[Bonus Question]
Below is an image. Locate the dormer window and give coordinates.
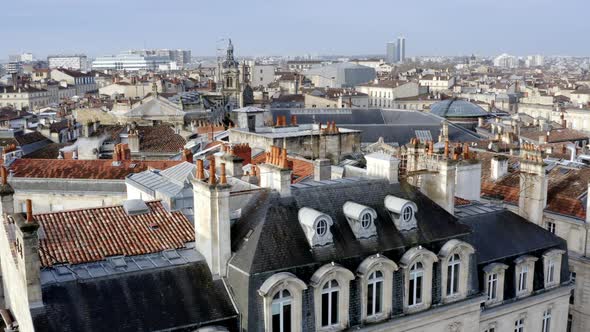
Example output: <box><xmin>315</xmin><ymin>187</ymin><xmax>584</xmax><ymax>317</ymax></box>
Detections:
<box><xmin>343</xmin><ymin>202</ymin><xmax>377</xmax><ymax>239</ymax></box>
<box><xmin>316</xmin><ymin>219</ymin><xmax>328</xmax><ymax>237</ymax></box>
<box><xmin>402</xmin><ymin>206</ymin><xmax>413</xmax><ymax>222</ymax></box>
<box><xmin>361</xmin><ymin>213</ymin><xmax>372</xmax><ymax>229</ymax></box>
<box><xmin>298</xmin><ymin>207</ymin><xmax>334</xmax><ymax>247</ymax></box>
<box><xmin>384</xmin><ymin>195</ymin><xmax>417</xmax><ymax>231</ymax></box>
<box><xmin>515</xmin><ymin>255</ymin><xmax>538</xmax><ymax>298</ymax></box>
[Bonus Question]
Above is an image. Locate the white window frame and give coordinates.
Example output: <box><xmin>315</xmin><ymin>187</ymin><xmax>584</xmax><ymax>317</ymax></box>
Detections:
<box><xmin>259</xmin><ymin>273</ymin><xmax>307</xmax><ymax>332</ymax></box>
<box><xmin>438</xmin><ymin>239</ymin><xmax>475</xmax><ymax>303</ymax></box>
<box><xmin>487</xmin><ymin>273</ymin><xmax>498</xmax><ymax>301</ymax></box>
<box><xmin>321</xmin><ymin>280</ymin><xmax>340</xmax><ymax>328</ymax></box>
<box><xmin>310</xmin><ymin>264</ymin><xmax>354</xmax><ymax>331</ymax></box>
<box><xmin>366</xmin><ymin>271</ymin><xmax>383</xmax><ymax>318</ymax></box>
<box><xmin>543</xmin><ymin>249</ymin><xmax>565</xmax><ymax>289</ymax></box>
<box><xmin>400</xmin><ymin>246</ymin><xmax>438</xmax><ymax>313</ymax></box>
<box><xmin>271</xmin><ymin>289</ymin><xmax>292</xmax><ymax>332</ymax></box>
<box><xmin>447</xmin><ymin>253</ymin><xmax>460</xmax><ymax>296</ymax></box>
<box><xmin>515</xmin><ymin>255</ymin><xmax>538</xmax><ymax>298</ymax></box>
<box><xmin>357</xmin><ymin>255</ymin><xmax>398</xmax><ymax>323</ymax></box>
<box><xmin>409</xmin><ymin>262</ymin><xmax>424</xmax><ymax>307</ymax></box>
<box><xmin>514</xmin><ymin>318</ymin><xmax>525</xmax><ymax>332</ymax></box>
<box><xmin>483</xmin><ymin>263</ymin><xmax>508</xmax><ymax>306</ymax></box>
<box><xmin>542</xmin><ymin>308</ymin><xmax>551</xmax><ymax>332</ymax></box>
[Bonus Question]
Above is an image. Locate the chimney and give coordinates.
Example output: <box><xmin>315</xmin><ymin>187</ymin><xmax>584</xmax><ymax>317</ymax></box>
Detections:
<box><xmin>192</xmin><ymin>157</ymin><xmax>231</xmax><ymax>279</ymax></box>
<box><xmin>313</xmin><ymin>159</ymin><xmax>331</xmax><ymax>181</ymax></box>
<box><xmin>14</xmin><ymin>199</ymin><xmax>42</xmax><ymax>308</ymax></box>
<box><xmin>258</xmin><ymin>146</ymin><xmax>292</xmax><ymax>197</ymax></box>
<box><xmin>455</xmin><ymin>158</ymin><xmax>482</xmax><ymax>201</ymax></box>
<box><xmin>364</xmin><ymin>152</ymin><xmax>400</xmax><ymax>184</ymax></box>
<box><xmin>490</xmin><ymin>155</ymin><xmax>508</xmax><ymax>181</ymax></box>
<box><xmin>181</xmin><ymin>149</ymin><xmax>193</xmax><ymax>163</ymax></box>
<box><xmin>128</xmin><ymin>130</ymin><xmax>140</xmax><ymax>153</ymax></box>
<box><xmin>420</xmin><ymin>159</ymin><xmax>456</xmax><ymax>215</ymax></box>
<box><xmin>478</xmin><ymin>117</ymin><xmax>484</xmax><ymax>128</ymax></box>
<box><xmin>0</xmin><ymin>166</ymin><xmax>15</xmax><ymax>216</ymax></box>
<box><xmin>518</xmin><ymin>146</ymin><xmax>547</xmax><ymax>225</ymax></box>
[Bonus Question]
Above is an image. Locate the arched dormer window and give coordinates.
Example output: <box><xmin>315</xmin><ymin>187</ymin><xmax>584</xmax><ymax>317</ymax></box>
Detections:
<box><xmin>438</xmin><ymin>239</ymin><xmax>475</xmax><ymax>303</ymax></box>
<box><xmin>384</xmin><ymin>195</ymin><xmax>417</xmax><ymax>231</ymax></box>
<box><xmin>298</xmin><ymin>207</ymin><xmax>334</xmax><ymax>247</ymax></box>
<box><xmin>357</xmin><ymin>255</ymin><xmax>398</xmax><ymax>323</ymax></box>
<box><xmin>343</xmin><ymin>201</ymin><xmax>377</xmax><ymax>239</ymax></box>
<box><xmin>311</xmin><ymin>264</ymin><xmax>354</xmax><ymax>331</ymax></box>
<box><xmin>400</xmin><ymin>246</ymin><xmax>438</xmax><ymax>313</ymax></box>
<box><xmin>259</xmin><ymin>273</ymin><xmax>307</xmax><ymax>332</ymax></box>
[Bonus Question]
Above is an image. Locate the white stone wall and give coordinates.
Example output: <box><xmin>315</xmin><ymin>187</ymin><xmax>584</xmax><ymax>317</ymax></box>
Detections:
<box><xmin>13</xmin><ymin>191</ymin><xmax>126</xmax><ymax>214</ymax></box>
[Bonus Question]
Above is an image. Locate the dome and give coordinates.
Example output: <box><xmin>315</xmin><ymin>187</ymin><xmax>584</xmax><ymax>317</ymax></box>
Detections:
<box><xmin>430</xmin><ymin>99</ymin><xmax>488</xmax><ymax>118</ymax></box>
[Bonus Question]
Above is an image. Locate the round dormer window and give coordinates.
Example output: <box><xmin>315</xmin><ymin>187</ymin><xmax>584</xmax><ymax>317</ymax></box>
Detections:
<box><xmin>316</xmin><ymin>218</ymin><xmax>328</xmax><ymax>236</ymax></box>
<box><xmin>361</xmin><ymin>212</ymin><xmax>372</xmax><ymax>229</ymax></box>
<box><xmin>402</xmin><ymin>206</ymin><xmax>413</xmax><ymax>222</ymax></box>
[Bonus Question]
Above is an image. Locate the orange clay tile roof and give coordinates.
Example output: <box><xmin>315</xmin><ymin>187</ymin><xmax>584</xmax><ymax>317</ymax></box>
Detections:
<box><xmin>252</xmin><ymin>153</ymin><xmax>314</xmax><ymax>183</ymax></box>
<box><xmin>454</xmin><ymin>197</ymin><xmax>471</xmax><ymax>206</ymax></box>
<box><xmin>8</xmin><ymin>159</ymin><xmax>182</xmax><ymax>180</ymax></box>
<box><xmin>34</xmin><ymin>201</ymin><xmax>194</xmax><ymax>267</ymax></box>
<box><xmin>478</xmin><ymin>151</ymin><xmax>589</xmax><ymax>219</ymax></box>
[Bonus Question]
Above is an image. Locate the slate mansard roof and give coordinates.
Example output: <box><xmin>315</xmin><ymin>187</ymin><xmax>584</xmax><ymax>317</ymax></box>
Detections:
<box><xmin>230</xmin><ymin>179</ymin><xmax>471</xmax><ymax>274</ymax></box>
<box><xmin>32</xmin><ymin>261</ymin><xmax>238</xmax><ymax>332</ymax></box>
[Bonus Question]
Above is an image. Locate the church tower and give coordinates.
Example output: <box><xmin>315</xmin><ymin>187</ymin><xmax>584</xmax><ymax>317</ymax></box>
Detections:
<box><xmin>220</xmin><ymin>39</ymin><xmax>242</xmax><ymax>109</ymax></box>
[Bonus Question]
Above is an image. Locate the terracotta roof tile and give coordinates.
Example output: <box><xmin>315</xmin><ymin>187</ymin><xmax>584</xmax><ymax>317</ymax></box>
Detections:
<box><xmin>252</xmin><ymin>153</ymin><xmax>313</xmax><ymax>183</ymax></box>
<box><xmin>34</xmin><ymin>201</ymin><xmax>194</xmax><ymax>267</ymax></box>
<box><xmin>9</xmin><ymin>158</ymin><xmax>182</xmax><ymax>180</ymax></box>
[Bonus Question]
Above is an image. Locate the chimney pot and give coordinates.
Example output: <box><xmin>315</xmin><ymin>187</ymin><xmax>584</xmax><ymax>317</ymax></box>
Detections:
<box><xmin>0</xmin><ymin>166</ymin><xmax>6</xmax><ymax>185</ymax></box>
<box><xmin>196</xmin><ymin>159</ymin><xmax>204</xmax><ymax>180</ymax></box>
<box><xmin>220</xmin><ymin>163</ymin><xmax>227</xmax><ymax>185</ymax></box>
<box><xmin>26</xmin><ymin>199</ymin><xmax>33</xmax><ymax>223</ymax></box>
<box><xmin>208</xmin><ymin>157</ymin><xmax>216</xmax><ymax>185</ymax></box>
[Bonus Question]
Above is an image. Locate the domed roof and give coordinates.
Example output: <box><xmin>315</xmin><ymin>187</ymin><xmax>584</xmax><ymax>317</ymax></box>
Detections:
<box><xmin>430</xmin><ymin>99</ymin><xmax>488</xmax><ymax>118</ymax></box>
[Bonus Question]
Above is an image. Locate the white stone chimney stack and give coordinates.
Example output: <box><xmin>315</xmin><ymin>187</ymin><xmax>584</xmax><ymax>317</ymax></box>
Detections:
<box><xmin>491</xmin><ymin>155</ymin><xmax>508</xmax><ymax>181</ymax></box>
<box><xmin>364</xmin><ymin>152</ymin><xmax>400</xmax><ymax>184</ymax></box>
<box><xmin>192</xmin><ymin>158</ymin><xmax>232</xmax><ymax>279</ymax></box>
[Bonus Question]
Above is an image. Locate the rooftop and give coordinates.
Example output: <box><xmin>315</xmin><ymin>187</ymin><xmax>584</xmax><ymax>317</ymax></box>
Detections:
<box><xmin>8</xmin><ymin>158</ymin><xmax>182</xmax><ymax>180</ymax></box>
<box><xmin>31</xmin><ymin>200</ymin><xmax>193</xmax><ymax>267</ymax></box>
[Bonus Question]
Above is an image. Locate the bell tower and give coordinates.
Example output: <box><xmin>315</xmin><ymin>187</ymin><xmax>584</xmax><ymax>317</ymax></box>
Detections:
<box><xmin>220</xmin><ymin>39</ymin><xmax>242</xmax><ymax>109</ymax></box>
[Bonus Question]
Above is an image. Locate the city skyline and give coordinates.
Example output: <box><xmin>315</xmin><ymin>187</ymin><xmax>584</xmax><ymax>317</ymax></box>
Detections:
<box><xmin>2</xmin><ymin>0</ymin><xmax>589</xmax><ymax>59</ymax></box>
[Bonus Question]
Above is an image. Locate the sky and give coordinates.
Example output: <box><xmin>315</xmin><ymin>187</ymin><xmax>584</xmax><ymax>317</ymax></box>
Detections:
<box><xmin>1</xmin><ymin>0</ymin><xmax>588</xmax><ymax>59</ymax></box>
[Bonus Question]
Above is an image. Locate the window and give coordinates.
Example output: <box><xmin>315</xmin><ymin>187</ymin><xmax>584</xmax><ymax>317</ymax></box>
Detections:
<box><xmin>402</xmin><ymin>206</ymin><xmax>413</xmax><ymax>222</ymax></box>
<box><xmin>570</xmin><ymin>272</ymin><xmax>577</xmax><ymax>283</ymax></box>
<box><xmin>547</xmin><ymin>221</ymin><xmax>556</xmax><ymax>234</ymax></box>
<box><xmin>514</xmin><ymin>318</ymin><xmax>525</xmax><ymax>332</ymax></box>
<box><xmin>567</xmin><ymin>314</ymin><xmax>572</xmax><ymax>332</ymax></box>
<box><xmin>518</xmin><ymin>265</ymin><xmax>528</xmax><ymax>292</ymax></box>
<box><xmin>321</xmin><ymin>280</ymin><xmax>339</xmax><ymax>327</ymax></box>
<box><xmin>316</xmin><ymin>219</ymin><xmax>328</xmax><ymax>237</ymax></box>
<box><xmin>272</xmin><ymin>290</ymin><xmax>292</xmax><ymax>332</ymax></box>
<box><xmin>447</xmin><ymin>254</ymin><xmax>460</xmax><ymax>296</ymax></box>
<box><xmin>546</xmin><ymin>258</ymin><xmax>555</xmax><ymax>284</ymax></box>
<box><xmin>487</xmin><ymin>273</ymin><xmax>498</xmax><ymax>301</ymax></box>
<box><xmin>409</xmin><ymin>262</ymin><xmax>423</xmax><ymax>306</ymax></box>
<box><xmin>361</xmin><ymin>213</ymin><xmax>372</xmax><ymax>229</ymax></box>
<box><xmin>366</xmin><ymin>271</ymin><xmax>383</xmax><ymax>317</ymax></box>
<box><xmin>484</xmin><ymin>328</ymin><xmax>495</xmax><ymax>332</ymax></box>
<box><xmin>542</xmin><ymin>309</ymin><xmax>551</xmax><ymax>332</ymax></box>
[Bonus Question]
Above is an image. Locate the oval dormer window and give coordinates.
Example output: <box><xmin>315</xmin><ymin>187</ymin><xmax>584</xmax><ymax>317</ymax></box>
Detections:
<box><xmin>361</xmin><ymin>212</ymin><xmax>372</xmax><ymax>229</ymax></box>
<box><xmin>316</xmin><ymin>219</ymin><xmax>328</xmax><ymax>237</ymax></box>
<box><xmin>402</xmin><ymin>206</ymin><xmax>414</xmax><ymax>223</ymax></box>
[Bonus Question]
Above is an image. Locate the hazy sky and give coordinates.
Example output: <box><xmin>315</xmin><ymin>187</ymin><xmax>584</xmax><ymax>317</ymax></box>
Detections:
<box><xmin>1</xmin><ymin>0</ymin><xmax>588</xmax><ymax>59</ymax></box>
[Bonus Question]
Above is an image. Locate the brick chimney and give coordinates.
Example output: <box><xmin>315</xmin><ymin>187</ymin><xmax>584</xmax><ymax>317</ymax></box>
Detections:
<box><xmin>518</xmin><ymin>144</ymin><xmax>547</xmax><ymax>225</ymax></box>
<box><xmin>181</xmin><ymin>149</ymin><xmax>193</xmax><ymax>163</ymax></box>
<box><xmin>258</xmin><ymin>145</ymin><xmax>292</xmax><ymax>197</ymax></box>
<box><xmin>192</xmin><ymin>157</ymin><xmax>231</xmax><ymax>279</ymax></box>
<box><xmin>14</xmin><ymin>199</ymin><xmax>42</xmax><ymax>308</ymax></box>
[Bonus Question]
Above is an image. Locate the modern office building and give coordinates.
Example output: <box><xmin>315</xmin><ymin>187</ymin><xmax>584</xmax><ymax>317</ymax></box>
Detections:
<box><xmin>47</xmin><ymin>55</ymin><xmax>88</xmax><ymax>71</ymax></box>
<box><xmin>397</xmin><ymin>36</ymin><xmax>406</xmax><ymax>63</ymax></box>
<box><xmin>92</xmin><ymin>52</ymin><xmax>173</xmax><ymax>71</ymax></box>
<box><xmin>386</xmin><ymin>42</ymin><xmax>397</xmax><ymax>64</ymax></box>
